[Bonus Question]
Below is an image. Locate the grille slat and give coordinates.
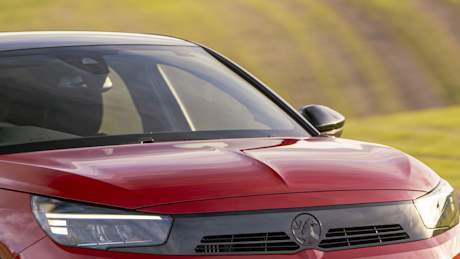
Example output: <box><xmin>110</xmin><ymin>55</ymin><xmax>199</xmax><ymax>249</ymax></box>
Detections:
<box><xmin>197</xmin><ymin>240</ymin><xmax>295</xmax><ymax>245</ymax></box>
<box><xmin>319</xmin><ymin>224</ymin><xmax>409</xmax><ymax>249</ymax></box>
<box><xmin>323</xmin><ymin>231</ymin><xmax>406</xmax><ymax>241</ymax></box>
<box><xmin>195</xmin><ymin>232</ymin><xmax>299</xmax><ymax>253</ymax></box>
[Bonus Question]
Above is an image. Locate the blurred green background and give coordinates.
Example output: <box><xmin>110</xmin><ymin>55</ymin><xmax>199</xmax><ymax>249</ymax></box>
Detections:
<box><xmin>4</xmin><ymin>0</ymin><xmax>460</xmax><ymax>187</ymax></box>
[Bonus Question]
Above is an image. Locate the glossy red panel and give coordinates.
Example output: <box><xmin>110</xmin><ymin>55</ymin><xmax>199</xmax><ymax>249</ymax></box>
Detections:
<box><xmin>0</xmin><ymin>137</ymin><xmax>439</xmax><ymax>209</ymax></box>
<box><xmin>0</xmin><ymin>189</ymin><xmax>45</xmax><ymax>258</ymax></box>
<box><xmin>139</xmin><ymin>190</ymin><xmax>426</xmax><ymax>214</ymax></box>
<box><xmin>16</xmin><ymin>220</ymin><xmax>460</xmax><ymax>258</ymax></box>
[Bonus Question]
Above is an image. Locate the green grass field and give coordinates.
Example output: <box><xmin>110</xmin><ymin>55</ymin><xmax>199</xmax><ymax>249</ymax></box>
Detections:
<box><xmin>3</xmin><ymin>0</ymin><xmax>460</xmax><ymax>116</ymax></box>
<box><xmin>344</xmin><ymin>105</ymin><xmax>460</xmax><ymax>189</ymax></box>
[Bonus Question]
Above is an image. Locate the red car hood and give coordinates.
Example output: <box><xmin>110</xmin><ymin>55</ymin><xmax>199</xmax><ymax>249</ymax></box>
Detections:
<box><xmin>0</xmin><ymin>137</ymin><xmax>439</xmax><ymax>209</ymax></box>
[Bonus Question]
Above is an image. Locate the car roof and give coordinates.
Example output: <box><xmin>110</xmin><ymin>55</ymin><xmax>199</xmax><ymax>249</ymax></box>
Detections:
<box><xmin>0</xmin><ymin>31</ymin><xmax>197</xmax><ymax>52</ymax></box>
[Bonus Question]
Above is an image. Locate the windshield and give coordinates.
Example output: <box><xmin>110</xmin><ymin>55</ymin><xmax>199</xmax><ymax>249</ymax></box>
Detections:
<box><xmin>0</xmin><ymin>45</ymin><xmax>309</xmax><ymax>153</ymax></box>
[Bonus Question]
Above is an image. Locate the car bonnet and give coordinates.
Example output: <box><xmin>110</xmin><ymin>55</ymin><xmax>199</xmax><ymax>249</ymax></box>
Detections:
<box><xmin>0</xmin><ymin>137</ymin><xmax>438</xmax><ymax>209</ymax></box>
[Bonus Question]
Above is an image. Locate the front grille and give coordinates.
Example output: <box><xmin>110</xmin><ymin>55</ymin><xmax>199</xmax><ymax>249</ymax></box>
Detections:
<box><xmin>318</xmin><ymin>224</ymin><xmax>409</xmax><ymax>249</ymax></box>
<box><xmin>195</xmin><ymin>232</ymin><xmax>299</xmax><ymax>253</ymax></box>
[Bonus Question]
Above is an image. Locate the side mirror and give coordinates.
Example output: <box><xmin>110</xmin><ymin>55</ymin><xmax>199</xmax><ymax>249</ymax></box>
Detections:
<box><xmin>299</xmin><ymin>105</ymin><xmax>345</xmax><ymax>137</ymax></box>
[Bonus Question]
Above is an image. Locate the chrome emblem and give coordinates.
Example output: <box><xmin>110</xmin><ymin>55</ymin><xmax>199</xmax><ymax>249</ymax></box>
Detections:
<box><xmin>291</xmin><ymin>214</ymin><xmax>321</xmax><ymax>245</ymax></box>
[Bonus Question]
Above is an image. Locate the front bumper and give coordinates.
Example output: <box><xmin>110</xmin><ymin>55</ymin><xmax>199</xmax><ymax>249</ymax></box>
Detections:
<box><xmin>16</xmin><ymin>221</ymin><xmax>460</xmax><ymax>258</ymax></box>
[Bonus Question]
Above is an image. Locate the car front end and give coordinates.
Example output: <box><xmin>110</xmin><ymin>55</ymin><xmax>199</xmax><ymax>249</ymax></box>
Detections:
<box><xmin>0</xmin><ymin>32</ymin><xmax>458</xmax><ymax>259</ymax></box>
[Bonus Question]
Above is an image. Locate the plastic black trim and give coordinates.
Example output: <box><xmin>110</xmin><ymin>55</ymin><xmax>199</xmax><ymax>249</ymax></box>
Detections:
<box><xmin>109</xmin><ymin>200</ymin><xmax>437</xmax><ymax>255</ymax></box>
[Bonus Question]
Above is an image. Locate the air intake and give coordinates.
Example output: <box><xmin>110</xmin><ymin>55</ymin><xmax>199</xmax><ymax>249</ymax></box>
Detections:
<box><xmin>195</xmin><ymin>232</ymin><xmax>299</xmax><ymax>253</ymax></box>
<box><xmin>318</xmin><ymin>224</ymin><xmax>409</xmax><ymax>249</ymax></box>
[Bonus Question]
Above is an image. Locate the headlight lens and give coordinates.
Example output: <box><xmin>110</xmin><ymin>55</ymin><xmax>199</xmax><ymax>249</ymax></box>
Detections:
<box><xmin>413</xmin><ymin>179</ymin><xmax>459</xmax><ymax>231</ymax></box>
<box><xmin>32</xmin><ymin>196</ymin><xmax>173</xmax><ymax>250</ymax></box>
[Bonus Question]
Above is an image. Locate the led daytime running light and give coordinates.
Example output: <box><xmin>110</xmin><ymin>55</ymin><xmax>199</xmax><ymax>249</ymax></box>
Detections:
<box><xmin>46</xmin><ymin>213</ymin><xmax>163</xmax><ymax>220</ymax></box>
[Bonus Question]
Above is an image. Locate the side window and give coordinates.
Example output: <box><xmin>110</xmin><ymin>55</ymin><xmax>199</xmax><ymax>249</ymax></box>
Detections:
<box><xmin>157</xmin><ymin>64</ymin><xmax>270</xmax><ymax>131</ymax></box>
<box><xmin>98</xmin><ymin>68</ymin><xmax>143</xmax><ymax>135</ymax></box>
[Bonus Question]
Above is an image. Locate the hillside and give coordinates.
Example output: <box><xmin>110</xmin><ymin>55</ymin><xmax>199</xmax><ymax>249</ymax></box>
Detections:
<box><xmin>3</xmin><ymin>0</ymin><xmax>460</xmax><ymax>117</ymax></box>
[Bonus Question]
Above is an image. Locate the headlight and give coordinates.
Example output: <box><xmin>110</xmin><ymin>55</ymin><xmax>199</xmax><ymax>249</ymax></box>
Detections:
<box><xmin>32</xmin><ymin>196</ymin><xmax>173</xmax><ymax>250</ymax></box>
<box><xmin>413</xmin><ymin>179</ymin><xmax>459</xmax><ymax>233</ymax></box>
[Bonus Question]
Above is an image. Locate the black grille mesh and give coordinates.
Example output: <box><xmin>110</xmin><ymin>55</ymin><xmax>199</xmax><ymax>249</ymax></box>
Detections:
<box><xmin>319</xmin><ymin>224</ymin><xmax>409</xmax><ymax>249</ymax></box>
<box><xmin>195</xmin><ymin>232</ymin><xmax>299</xmax><ymax>253</ymax></box>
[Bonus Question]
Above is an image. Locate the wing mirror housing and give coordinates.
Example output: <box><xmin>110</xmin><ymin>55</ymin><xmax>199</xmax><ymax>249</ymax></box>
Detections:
<box><xmin>299</xmin><ymin>105</ymin><xmax>345</xmax><ymax>137</ymax></box>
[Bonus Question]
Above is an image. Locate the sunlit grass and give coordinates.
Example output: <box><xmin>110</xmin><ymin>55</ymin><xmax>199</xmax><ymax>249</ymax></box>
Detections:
<box><xmin>290</xmin><ymin>0</ymin><xmax>403</xmax><ymax>114</ymax></box>
<box><xmin>444</xmin><ymin>0</ymin><xmax>460</xmax><ymax>5</ymax></box>
<box><xmin>0</xmin><ymin>0</ymin><xmax>58</xmax><ymax>31</ymax></box>
<box><xmin>1</xmin><ymin>0</ymin><xmax>460</xmax><ymax>117</ymax></box>
<box><xmin>344</xmin><ymin>105</ymin><xmax>460</xmax><ymax>189</ymax></box>
<box><xmin>239</xmin><ymin>0</ymin><xmax>351</xmax><ymax>114</ymax></box>
<box><xmin>348</xmin><ymin>0</ymin><xmax>460</xmax><ymax>104</ymax></box>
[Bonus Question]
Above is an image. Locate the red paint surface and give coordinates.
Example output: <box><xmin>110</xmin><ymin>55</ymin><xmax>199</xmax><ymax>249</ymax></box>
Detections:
<box><xmin>0</xmin><ymin>189</ymin><xmax>46</xmax><ymax>259</ymax></box>
<box><xmin>15</xmin><ymin>219</ymin><xmax>460</xmax><ymax>259</ymax></box>
<box><xmin>139</xmin><ymin>190</ymin><xmax>425</xmax><ymax>214</ymax></box>
<box><xmin>0</xmin><ymin>137</ymin><xmax>439</xmax><ymax>209</ymax></box>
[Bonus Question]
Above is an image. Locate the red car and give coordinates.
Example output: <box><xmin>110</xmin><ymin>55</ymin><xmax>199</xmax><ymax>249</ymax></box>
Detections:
<box><xmin>0</xmin><ymin>31</ymin><xmax>458</xmax><ymax>259</ymax></box>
